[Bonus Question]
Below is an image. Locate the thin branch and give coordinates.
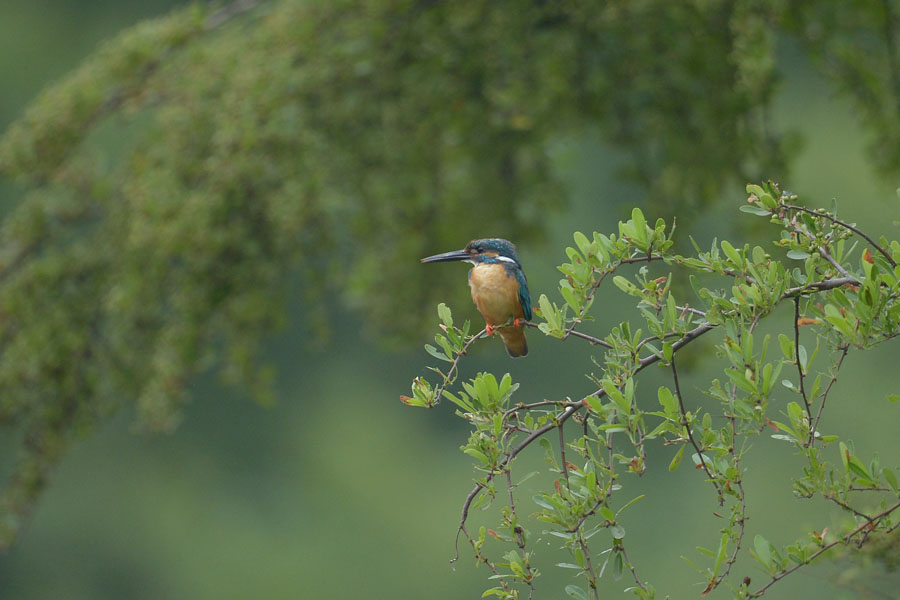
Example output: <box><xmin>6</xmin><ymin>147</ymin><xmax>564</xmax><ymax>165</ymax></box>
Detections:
<box><xmin>578</xmin><ymin>535</ymin><xmax>601</xmax><ymax>600</ymax></box>
<box><xmin>783</xmin><ymin>204</ymin><xmax>897</xmax><ymax>268</ymax></box>
<box><xmin>750</xmin><ymin>501</ymin><xmax>900</xmax><ymax>597</ymax></box>
<box><xmin>526</xmin><ymin>321</ymin><xmax>612</xmax><ymax>349</ymax></box>
<box><xmin>816</xmin><ymin>245</ymin><xmax>858</xmax><ymax>283</ymax></box>
<box><xmin>808</xmin><ymin>344</ymin><xmax>850</xmax><ymax>447</ymax></box>
<box><xmin>620</xmin><ymin>542</ymin><xmax>649</xmax><ymax>594</ymax></box>
<box><xmin>783</xmin><ymin>277</ymin><xmax>857</xmax><ymax>297</ymax></box>
<box><xmin>433</xmin><ymin>328</ymin><xmax>488</xmax><ymax>404</ymax></box>
<box><xmin>671</xmin><ymin>355</ymin><xmax>723</xmax><ymax>501</ymax></box>
<box><xmin>505</xmin><ymin>468</ymin><xmax>536</xmax><ymax>597</ymax></box>
<box><xmin>789</xmin><ymin>223</ymin><xmax>860</xmax><ymax>283</ymax></box>
<box><xmin>793</xmin><ymin>297</ymin><xmax>813</xmax><ymax>421</ymax></box>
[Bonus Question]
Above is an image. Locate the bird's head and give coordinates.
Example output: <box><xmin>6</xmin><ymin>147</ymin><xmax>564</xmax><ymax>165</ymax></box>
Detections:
<box><xmin>421</xmin><ymin>238</ymin><xmax>522</xmax><ymax>266</ymax></box>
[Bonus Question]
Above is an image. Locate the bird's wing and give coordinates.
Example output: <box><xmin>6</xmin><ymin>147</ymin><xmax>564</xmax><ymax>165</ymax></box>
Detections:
<box><xmin>516</xmin><ymin>269</ymin><xmax>532</xmax><ymax>321</ymax></box>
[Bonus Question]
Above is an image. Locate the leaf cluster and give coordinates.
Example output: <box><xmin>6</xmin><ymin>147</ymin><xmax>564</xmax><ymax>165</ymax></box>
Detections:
<box><xmin>407</xmin><ymin>183</ymin><xmax>900</xmax><ymax>598</ymax></box>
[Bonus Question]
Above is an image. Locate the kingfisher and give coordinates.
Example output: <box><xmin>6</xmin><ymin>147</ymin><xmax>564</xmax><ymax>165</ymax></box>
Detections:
<box><xmin>421</xmin><ymin>238</ymin><xmax>532</xmax><ymax>358</ymax></box>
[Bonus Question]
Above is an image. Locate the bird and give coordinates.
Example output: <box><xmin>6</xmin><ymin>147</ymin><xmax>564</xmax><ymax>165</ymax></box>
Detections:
<box><xmin>421</xmin><ymin>238</ymin><xmax>531</xmax><ymax>358</ymax></box>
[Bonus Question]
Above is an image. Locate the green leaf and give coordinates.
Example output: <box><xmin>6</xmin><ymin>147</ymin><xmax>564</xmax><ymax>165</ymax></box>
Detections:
<box><xmin>721</xmin><ymin>240</ymin><xmax>742</xmax><ymax>267</ymax></box>
<box><xmin>778</xmin><ymin>333</ymin><xmax>793</xmax><ymax>359</ymax></box>
<box><xmin>617</xmin><ymin>494</ymin><xmax>645</xmax><ymax>516</ymax></box>
<box><xmin>613</xmin><ymin>275</ymin><xmax>638</xmax><ymax>296</ymax></box>
<box><xmin>424</xmin><ymin>344</ymin><xmax>452</xmax><ymax>363</ymax></box>
<box><xmin>883</xmin><ymin>468</ymin><xmax>899</xmax><ymax>491</ymax></box>
<box><xmin>463</xmin><ymin>447</ymin><xmax>489</xmax><ymax>464</ymax></box>
<box><xmin>437</xmin><ymin>302</ymin><xmax>453</xmax><ymax>327</ymax></box>
<box><xmin>787</xmin><ymin>249</ymin><xmax>811</xmax><ymax>260</ymax></box>
<box><xmin>573</xmin><ymin>231</ymin><xmax>591</xmax><ymax>256</ymax></box>
<box><xmin>631</xmin><ymin>207</ymin><xmax>648</xmax><ymax>249</ymax></box>
<box><xmin>657</xmin><ymin>386</ymin><xmax>677</xmax><ymax>414</ymax></box>
<box><xmin>443</xmin><ymin>391</ymin><xmax>476</xmax><ymax>413</ymax></box>
<box><xmin>848</xmin><ymin>455</ymin><xmax>871</xmax><ymax>479</ymax></box>
<box><xmin>565</xmin><ymin>585</ymin><xmax>591</xmax><ymax>600</ymax></box>
<box><xmin>713</xmin><ymin>531</ymin><xmax>729</xmax><ymax>577</ymax></box>
<box><xmin>753</xmin><ymin>534</ymin><xmax>772</xmax><ymax>568</ymax></box>
<box><xmin>669</xmin><ymin>445</ymin><xmax>686</xmax><ymax>471</ymax></box>
<box><xmin>740</xmin><ymin>205</ymin><xmax>772</xmax><ymax>216</ymax></box>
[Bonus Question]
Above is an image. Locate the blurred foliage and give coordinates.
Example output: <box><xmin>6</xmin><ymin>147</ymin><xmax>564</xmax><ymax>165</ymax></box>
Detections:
<box><xmin>2</xmin><ymin>0</ymin><xmax>900</xmax><ymax>553</ymax></box>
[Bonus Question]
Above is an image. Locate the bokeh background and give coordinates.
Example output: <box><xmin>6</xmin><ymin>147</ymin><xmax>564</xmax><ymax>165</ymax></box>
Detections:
<box><xmin>1</xmin><ymin>1</ymin><xmax>899</xmax><ymax>599</ymax></box>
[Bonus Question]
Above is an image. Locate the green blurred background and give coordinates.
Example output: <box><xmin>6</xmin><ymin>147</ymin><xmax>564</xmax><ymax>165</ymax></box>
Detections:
<box><xmin>1</xmin><ymin>2</ymin><xmax>899</xmax><ymax>599</ymax></box>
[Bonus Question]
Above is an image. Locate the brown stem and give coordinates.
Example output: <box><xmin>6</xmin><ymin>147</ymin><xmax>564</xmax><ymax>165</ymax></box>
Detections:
<box><xmin>793</xmin><ymin>297</ymin><xmax>813</xmax><ymax>421</ymax></box>
<box><xmin>671</xmin><ymin>355</ymin><xmax>723</xmax><ymax>501</ymax></box>
<box><xmin>783</xmin><ymin>204</ymin><xmax>897</xmax><ymax>268</ymax></box>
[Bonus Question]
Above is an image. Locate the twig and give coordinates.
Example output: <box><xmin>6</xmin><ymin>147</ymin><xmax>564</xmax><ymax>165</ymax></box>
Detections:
<box><xmin>783</xmin><ymin>204</ymin><xmax>897</xmax><ymax>268</ymax></box>
<box><xmin>671</xmin><ymin>355</ymin><xmax>723</xmax><ymax>501</ymax></box>
<box><xmin>433</xmin><ymin>328</ymin><xmax>488</xmax><ymax>404</ymax></box>
<box><xmin>808</xmin><ymin>344</ymin><xmax>849</xmax><ymax>447</ymax></box>
<box><xmin>750</xmin><ymin>501</ymin><xmax>900</xmax><ymax>597</ymax></box>
<box><xmin>793</xmin><ymin>297</ymin><xmax>813</xmax><ymax>421</ymax></box>
<box><xmin>505</xmin><ymin>468</ymin><xmax>536</xmax><ymax>598</ymax></box>
<box><xmin>783</xmin><ymin>277</ymin><xmax>858</xmax><ymax>297</ymax></box>
<box><xmin>619</xmin><ymin>542</ymin><xmax>648</xmax><ymax>593</ymax></box>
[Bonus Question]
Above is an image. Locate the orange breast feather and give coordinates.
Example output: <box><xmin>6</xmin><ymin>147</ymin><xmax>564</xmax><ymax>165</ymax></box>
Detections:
<box><xmin>468</xmin><ymin>263</ymin><xmax>523</xmax><ymax>326</ymax></box>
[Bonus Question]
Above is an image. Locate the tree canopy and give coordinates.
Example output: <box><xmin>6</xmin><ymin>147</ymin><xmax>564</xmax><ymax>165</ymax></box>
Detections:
<box><xmin>2</xmin><ymin>0</ymin><xmax>900</xmax><ymax>552</ymax></box>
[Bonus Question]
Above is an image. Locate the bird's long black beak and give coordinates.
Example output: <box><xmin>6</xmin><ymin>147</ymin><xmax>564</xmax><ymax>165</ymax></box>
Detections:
<box><xmin>421</xmin><ymin>249</ymin><xmax>471</xmax><ymax>263</ymax></box>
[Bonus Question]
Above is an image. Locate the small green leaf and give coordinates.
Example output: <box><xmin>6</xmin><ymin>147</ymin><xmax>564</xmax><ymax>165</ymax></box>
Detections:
<box><xmin>753</xmin><ymin>534</ymin><xmax>772</xmax><ymax>568</ymax></box>
<box><xmin>787</xmin><ymin>249</ymin><xmax>811</xmax><ymax>260</ymax></box>
<box><xmin>721</xmin><ymin>240</ymin><xmax>742</xmax><ymax>267</ymax></box>
<box><xmin>573</xmin><ymin>231</ymin><xmax>591</xmax><ymax>256</ymax></box>
<box><xmin>778</xmin><ymin>333</ymin><xmax>793</xmax><ymax>359</ymax></box>
<box><xmin>740</xmin><ymin>205</ymin><xmax>772</xmax><ymax>216</ymax></box>
<box><xmin>848</xmin><ymin>455</ymin><xmax>871</xmax><ymax>479</ymax></box>
<box><xmin>437</xmin><ymin>302</ymin><xmax>453</xmax><ymax>327</ymax></box>
<box><xmin>424</xmin><ymin>344</ymin><xmax>452</xmax><ymax>363</ymax></box>
<box><xmin>658</xmin><ymin>386</ymin><xmax>677</xmax><ymax>413</ymax></box>
<box><xmin>463</xmin><ymin>447</ymin><xmax>489</xmax><ymax>464</ymax></box>
<box><xmin>669</xmin><ymin>445</ymin><xmax>686</xmax><ymax>471</ymax></box>
<box><xmin>613</xmin><ymin>275</ymin><xmax>638</xmax><ymax>296</ymax></box>
<box><xmin>883</xmin><ymin>468</ymin><xmax>898</xmax><ymax>491</ymax></box>
<box><xmin>565</xmin><ymin>585</ymin><xmax>591</xmax><ymax>600</ymax></box>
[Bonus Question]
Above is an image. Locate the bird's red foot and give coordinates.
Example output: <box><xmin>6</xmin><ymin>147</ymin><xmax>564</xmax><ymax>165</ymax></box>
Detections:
<box><xmin>513</xmin><ymin>318</ymin><xmax>522</xmax><ymax>328</ymax></box>
<box><xmin>485</xmin><ymin>324</ymin><xmax>495</xmax><ymax>336</ymax></box>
